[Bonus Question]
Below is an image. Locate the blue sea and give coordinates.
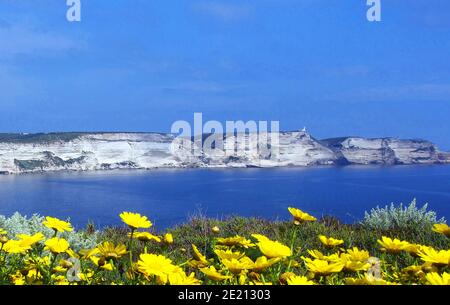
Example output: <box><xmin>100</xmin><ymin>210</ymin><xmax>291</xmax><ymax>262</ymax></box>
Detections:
<box><xmin>0</xmin><ymin>165</ymin><xmax>449</xmax><ymax>229</ymax></box>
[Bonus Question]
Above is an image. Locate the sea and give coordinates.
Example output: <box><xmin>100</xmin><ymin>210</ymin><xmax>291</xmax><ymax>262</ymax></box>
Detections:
<box><xmin>0</xmin><ymin>165</ymin><xmax>449</xmax><ymax>229</ymax></box>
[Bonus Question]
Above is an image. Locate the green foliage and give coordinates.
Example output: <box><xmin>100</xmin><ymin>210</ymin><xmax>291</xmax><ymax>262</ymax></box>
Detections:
<box><xmin>361</xmin><ymin>199</ymin><xmax>446</xmax><ymax>231</ymax></box>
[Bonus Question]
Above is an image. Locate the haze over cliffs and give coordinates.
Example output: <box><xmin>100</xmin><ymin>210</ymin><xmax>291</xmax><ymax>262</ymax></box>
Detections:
<box><xmin>0</xmin><ymin>131</ymin><xmax>449</xmax><ymax>174</ymax></box>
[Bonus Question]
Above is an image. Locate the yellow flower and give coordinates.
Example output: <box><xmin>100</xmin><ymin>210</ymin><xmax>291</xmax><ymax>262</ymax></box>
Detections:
<box><xmin>164</xmin><ymin>233</ymin><xmax>174</xmax><ymax>244</ymax></box>
<box><xmin>214</xmin><ymin>249</ymin><xmax>245</xmax><ymax>260</ymax></box>
<box><xmin>306</xmin><ymin>250</ymin><xmax>340</xmax><ymax>262</ymax></box>
<box><xmin>52</xmin><ymin>275</ymin><xmax>70</xmax><ymax>285</ymax></box>
<box><xmin>340</xmin><ymin>254</ymin><xmax>371</xmax><ymax>272</ymax></box>
<box><xmin>0</xmin><ymin>228</ymin><xmax>7</xmax><ymax>235</ymax></box>
<box><xmin>79</xmin><ymin>248</ymin><xmax>100</xmax><ymax>259</ymax></box>
<box><xmin>288</xmin><ymin>207</ymin><xmax>317</xmax><ymax>223</ymax></box>
<box><xmin>286</xmin><ymin>275</ymin><xmax>315</xmax><ymax>285</ymax></box>
<box><xmin>168</xmin><ymin>271</ymin><xmax>202</xmax><ymax>285</ymax></box>
<box><xmin>119</xmin><ymin>212</ymin><xmax>152</xmax><ymax>230</ymax></box>
<box><xmin>211</xmin><ymin>226</ymin><xmax>220</xmax><ymax>234</ymax></box>
<box><xmin>251</xmin><ymin>234</ymin><xmax>270</xmax><ymax>242</ymax></box>
<box><xmin>2</xmin><ymin>233</ymin><xmax>45</xmax><ymax>254</ymax></box>
<box><xmin>417</xmin><ymin>246</ymin><xmax>450</xmax><ymax>266</ymax></box>
<box><xmin>10</xmin><ymin>271</ymin><xmax>26</xmax><ymax>285</ymax></box>
<box><xmin>377</xmin><ymin>236</ymin><xmax>411</xmax><ymax>254</ymax></box>
<box><xmin>137</xmin><ymin>253</ymin><xmax>179</xmax><ymax>283</ymax></box>
<box><xmin>345</xmin><ymin>273</ymin><xmax>396</xmax><ymax>285</ymax></box>
<box><xmin>43</xmin><ymin>216</ymin><xmax>73</xmax><ymax>232</ymax></box>
<box><xmin>90</xmin><ymin>256</ymin><xmax>114</xmax><ymax>271</ymax></box>
<box><xmin>432</xmin><ymin>223</ymin><xmax>450</xmax><ymax>238</ymax></box>
<box><xmin>239</xmin><ymin>273</ymin><xmax>247</xmax><ymax>285</ymax></box>
<box><xmin>216</xmin><ymin>235</ymin><xmax>255</xmax><ymax>248</ymax></box>
<box><xmin>16</xmin><ymin>233</ymin><xmax>45</xmax><ymax>248</ymax></box>
<box><xmin>200</xmin><ymin>266</ymin><xmax>233</xmax><ymax>281</ymax></box>
<box><xmin>191</xmin><ymin>244</ymin><xmax>209</xmax><ymax>265</ymax></box>
<box><xmin>129</xmin><ymin>232</ymin><xmax>161</xmax><ymax>243</ymax></box>
<box><xmin>319</xmin><ymin>235</ymin><xmax>344</xmax><ymax>247</ymax></box>
<box><xmin>252</xmin><ymin>234</ymin><xmax>291</xmax><ymax>259</ymax></box>
<box><xmin>222</xmin><ymin>257</ymin><xmax>255</xmax><ymax>274</ymax></box>
<box><xmin>53</xmin><ymin>266</ymin><xmax>68</xmax><ymax>273</ymax></box>
<box><xmin>425</xmin><ymin>272</ymin><xmax>450</xmax><ymax>285</ymax></box>
<box><xmin>44</xmin><ymin>237</ymin><xmax>70</xmax><ymax>254</ymax></box>
<box><xmin>345</xmin><ymin>247</ymin><xmax>370</xmax><ymax>262</ymax></box>
<box><xmin>303</xmin><ymin>257</ymin><xmax>344</xmax><ymax>276</ymax></box>
<box><xmin>66</xmin><ymin>248</ymin><xmax>79</xmax><ymax>258</ymax></box>
<box><xmin>252</xmin><ymin>256</ymin><xmax>281</xmax><ymax>272</ymax></box>
<box><xmin>403</xmin><ymin>243</ymin><xmax>426</xmax><ymax>256</ymax></box>
<box><xmin>3</xmin><ymin>240</ymin><xmax>31</xmax><ymax>254</ymax></box>
<box><xmin>97</xmin><ymin>241</ymin><xmax>127</xmax><ymax>260</ymax></box>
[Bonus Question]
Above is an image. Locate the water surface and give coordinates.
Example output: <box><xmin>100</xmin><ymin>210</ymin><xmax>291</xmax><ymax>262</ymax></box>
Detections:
<box><xmin>0</xmin><ymin>165</ymin><xmax>449</xmax><ymax>229</ymax></box>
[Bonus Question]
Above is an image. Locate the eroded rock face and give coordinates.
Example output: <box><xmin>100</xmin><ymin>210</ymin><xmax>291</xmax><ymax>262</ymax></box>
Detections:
<box><xmin>321</xmin><ymin>137</ymin><xmax>444</xmax><ymax>165</ymax></box>
<box><xmin>0</xmin><ymin>132</ymin><xmax>448</xmax><ymax>174</ymax></box>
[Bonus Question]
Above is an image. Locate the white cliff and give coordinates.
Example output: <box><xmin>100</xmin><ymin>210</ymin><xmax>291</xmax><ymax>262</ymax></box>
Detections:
<box><xmin>0</xmin><ymin>131</ymin><xmax>448</xmax><ymax>174</ymax></box>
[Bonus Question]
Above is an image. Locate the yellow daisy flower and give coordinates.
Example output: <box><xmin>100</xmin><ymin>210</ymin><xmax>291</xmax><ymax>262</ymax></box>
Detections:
<box><xmin>319</xmin><ymin>235</ymin><xmax>344</xmax><ymax>247</ymax></box>
<box><xmin>345</xmin><ymin>247</ymin><xmax>370</xmax><ymax>262</ymax></box>
<box><xmin>3</xmin><ymin>240</ymin><xmax>31</xmax><ymax>254</ymax></box>
<box><xmin>137</xmin><ymin>253</ymin><xmax>179</xmax><ymax>283</ymax></box>
<box><xmin>252</xmin><ymin>234</ymin><xmax>291</xmax><ymax>259</ymax></box>
<box><xmin>43</xmin><ymin>216</ymin><xmax>73</xmax><ymax>232</ymax></box>
<box><xmin>44</xmin><ymin>237</ymin><xmax>70</xmax><ymax>254</ymax></box>
<box><xmin>252</xmin><ymin>256</ymin><xmax>281</xmax><ymax>272</ymax></box>
<box><xmin>417</xmin><ymin>246</ymin><xmax>450</xmax><ymax>266</ymax></box>
<box><xmin>168</xmin><ymin>271</ymin><xmax>202</xmax><ymax>285</ymax></box>
<box><xmin>432</xmin><ymin>223</ymin><xmax>450</xmax><ymax>238</ymax></box>
<box><xmin>222</xmin><ymin>257</ymin><xmax>255</xmax><ymax>275</ymax></box>
<box><xmin>286</xmin><ymin>275</ymin><xmax>315</xmax><ymax>285</ymax></box>
<box><xmin>129</xmin><ymin>232</ymin><xmax>161</xmax><ymax>243</ymax></box>
<box><xmin>377</xmin><ymin>236</ymin><xmax>412</xmax><ymax>254</ymax></box>
<box><xmin>191</xmin><ymin>244</ymin><xmax>209</xmax><ymax>265</ymax></box>
<box><xmin>214</xmin><ymin>248</ymin><xmax>245</xmax><ymax>260</ymax></box>
<box><xmin>425</xmin><ymin>272</ymin><xmax>450</xmax><ymax>285</ymax></box>
<box><xmin>163</xmin><ymin>233</ymin><xmax>174</xmax><ymax>244</ymax></box>
<box><xmin>199</xmin><ymin>266</ymin><xmax>233</xmax><ymax>281</ymax></box>
<box><xmin>303</xmin><ymin>257</ymin><xmax>344</xmax><ymax>276</ymax></box>
<box><xmin>288</xmin><ymin>207</ymin><xmax>317</xmax><ymax>223</ymax></box>
<box><xmin>216</xmin><ymin>235</ymin><xmax>255</xmax><ymax>248</ymax></box>
<box><xmin>16</xmin><ymin>233</ymin><xmax>45</xmax><ymax>248</ymax></box>
<box><xmin>119</xmin><ymin>212</ymin><xmax>152</xmax><ymax>230</ymax></box>
<box><xmin>97</xmin><ymin>241</ymin><xmax>127</xmax><ymax>260</ymax></box>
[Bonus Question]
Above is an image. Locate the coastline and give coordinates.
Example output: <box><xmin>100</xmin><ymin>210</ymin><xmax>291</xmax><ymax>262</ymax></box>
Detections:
<box><xmin>1</xmin><ymin>161</ymin><xmax>450</xmax><ymax>176</ymax></box>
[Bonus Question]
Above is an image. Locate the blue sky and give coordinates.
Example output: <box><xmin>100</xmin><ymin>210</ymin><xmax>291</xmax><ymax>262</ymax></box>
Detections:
<box><xmin>0</xmin><ymin>0</ymin><xmax>450</xmax><ymax>149</ymax></box>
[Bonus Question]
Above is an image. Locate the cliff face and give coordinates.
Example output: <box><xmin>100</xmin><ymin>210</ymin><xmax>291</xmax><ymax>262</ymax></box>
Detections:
<box><xmin>321</xmin><ymin>137</ymin><xmax>448</xmax><ymax>165</ymax></box>
<box><xmin>0</xmin><ymin>132</ymin><xmax>448</xmax><ymax>174</ymax></box>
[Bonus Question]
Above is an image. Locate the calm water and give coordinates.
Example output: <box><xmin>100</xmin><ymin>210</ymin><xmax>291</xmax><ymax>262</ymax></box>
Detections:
<box><xmin>0</xmin><ymin>165</ymin><xmax>449</xmax><ymax>229</ymax></box>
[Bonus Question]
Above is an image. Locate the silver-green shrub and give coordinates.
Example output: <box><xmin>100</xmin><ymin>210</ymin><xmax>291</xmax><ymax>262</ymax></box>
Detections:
<box><xmin>361</xmin><ymin>199</ymin><xmax>446</xmax><ymax>230</ymax></box>
<box><xmin>0</xmin><ymin>212</ymin><xmax>99</xmax><ymax>250</ymax></box>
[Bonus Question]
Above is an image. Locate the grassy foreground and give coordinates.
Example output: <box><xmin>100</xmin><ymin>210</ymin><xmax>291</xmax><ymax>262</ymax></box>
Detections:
<box><xmin>1</xmin><ymin>207</ymin><xmax>449</xmax><ymax>285</ymax></box>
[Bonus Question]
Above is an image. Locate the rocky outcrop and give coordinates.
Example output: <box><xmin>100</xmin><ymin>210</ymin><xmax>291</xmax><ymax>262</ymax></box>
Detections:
<box><xmin>0</xmin><ymin>132</ymin><xmax>448</xmax><ymax>174</ymax></box>
<box><xmin>320</xmin><ymin>137</ymin><xmax>446</xmax><ymax>165</ymax></box>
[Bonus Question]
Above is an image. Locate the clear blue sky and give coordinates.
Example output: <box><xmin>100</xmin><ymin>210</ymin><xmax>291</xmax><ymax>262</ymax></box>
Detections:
<box><xmin>1</xmin><ymin>0</ymin><xmax>449</xmax><ymax>149</ymax></box>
